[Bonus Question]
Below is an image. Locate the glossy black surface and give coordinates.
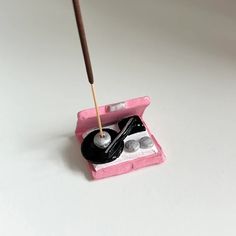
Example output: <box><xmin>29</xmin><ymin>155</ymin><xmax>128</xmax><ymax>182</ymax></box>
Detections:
<box><xmin>118</xmin><ymin>115</ymin><xmax>146</xmax><ymax>134</ymax></box>
<box><xmin>81</xmin><ymin>116</ymin><xmax>146</xmax><ymax>164</ymax></box>
<box><xmin>81</xmin><ymin>128</ymin><xmax>123</xmax><ymax>164</ymax></box>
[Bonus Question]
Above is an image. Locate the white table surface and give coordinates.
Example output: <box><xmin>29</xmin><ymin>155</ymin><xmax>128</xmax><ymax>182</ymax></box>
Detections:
<box><xmin>0</xmin><ymin>0</ymin><xmax>236</xmax><ymax>235</ymax></box>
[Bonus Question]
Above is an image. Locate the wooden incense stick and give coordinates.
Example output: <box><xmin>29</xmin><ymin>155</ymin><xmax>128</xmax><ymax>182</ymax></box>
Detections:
<box><xmin>72</xmin><ymin>0</ymin><xmax>104</xmax><ymax>137</ymax></box>
<box><xmin>91</xmin><ymin>84</ymin><xmax>104</xmax><ymax>137</ymax></box>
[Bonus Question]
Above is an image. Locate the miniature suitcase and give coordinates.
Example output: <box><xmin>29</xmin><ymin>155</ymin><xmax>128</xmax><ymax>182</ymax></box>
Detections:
<box><xmin>75</xmin><ymin>96</ymin><xmax>165</xmax><ymax>179</ymax></box>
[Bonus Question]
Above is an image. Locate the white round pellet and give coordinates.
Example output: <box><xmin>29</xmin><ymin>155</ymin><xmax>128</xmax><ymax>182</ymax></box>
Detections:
<box><xmin>125</xmin><ymin>140</ymin><xmax>140</xmax><ymax>153</ymax></box>
<box><xmin>139</xmin><ymin>136</ymin><xmax>154</xmax><ymax>149</ymax></box>
<box><xmin>93</xmin><ymin>131</ymin><xmax>111</xmax><ymax>149</ymax></box>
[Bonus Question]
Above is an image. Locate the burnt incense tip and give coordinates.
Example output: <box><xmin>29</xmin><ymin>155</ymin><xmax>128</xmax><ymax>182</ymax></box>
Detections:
<box><xmin>72</xmin><ymin>0</ymin><xmax>104</xmax><ymax>135</ymax></box>
<box><xmin>72</xmin><ymin>0</ymin><xmax>94</xmax><ymax>85</ymax></box>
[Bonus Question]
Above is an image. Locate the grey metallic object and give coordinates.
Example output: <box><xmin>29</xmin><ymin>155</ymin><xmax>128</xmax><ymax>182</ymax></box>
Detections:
<box><xmin>139</xmin><ymin>136</ymin><xmax>154</xmax><ymax>149</ymax></box>
<box><xmin>125</xmin><ymin>140</ymin><xmax>140</xmax><ymax>153</ymax></box>
<box><xmin>93</xmin><ymin>131</ymin><xmax>111</xmax><ymax>149</ymax></box>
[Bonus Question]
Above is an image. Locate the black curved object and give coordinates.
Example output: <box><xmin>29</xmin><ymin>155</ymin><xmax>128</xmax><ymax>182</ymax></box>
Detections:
<box><xmin>118</xmin><ymin>115</ymin><xmax>146</xmax><ymax>134</ymax></box>
<box><xmin>81</xmin><ymin>128</ymin><xmax>122</xmax><ymax>164</ymax></box>
<box><xmin>81</xmin><ymin>116</ymin><xmax>146</xmax><ymax>164</ymax></box>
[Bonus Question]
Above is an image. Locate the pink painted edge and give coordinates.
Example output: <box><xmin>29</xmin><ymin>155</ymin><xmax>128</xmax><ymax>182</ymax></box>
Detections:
<box><xmin>89</xmin><ymin>139</ymin><xmax>166</xmax><ymax>180</ymax></box>
<box><xmin>75</xmin><ymin>96</ymin><xmax>165</xmax><ymax>180</ymax></box>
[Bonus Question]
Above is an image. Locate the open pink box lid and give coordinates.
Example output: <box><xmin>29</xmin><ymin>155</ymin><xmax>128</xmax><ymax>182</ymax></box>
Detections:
<box><xmin>75</xmin><ymin>96</ymin><xmax>151</xmax><ymax>141</ymax></box>
<box><xmin>75</xmin><ymin>96</ymin><xmax>165</xmax><ymax>179</ymax></box>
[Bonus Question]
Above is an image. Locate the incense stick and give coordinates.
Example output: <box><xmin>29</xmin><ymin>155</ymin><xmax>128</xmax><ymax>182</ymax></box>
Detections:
<box><xmin>72</xmin><ymin>0</ymin><xmax>104</xmax><ymax>137</ymax></box>
<box><xmin>91</xmin><ymin>84</ymin><xmax>104</xmax><ymax>137</ymax></box>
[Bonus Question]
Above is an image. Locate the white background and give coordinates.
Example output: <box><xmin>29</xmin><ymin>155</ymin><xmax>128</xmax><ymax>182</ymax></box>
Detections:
<box><xmin>0</xmin><ymin>0</ymin><xmax>236</xmax><ymax>235</ymax></box>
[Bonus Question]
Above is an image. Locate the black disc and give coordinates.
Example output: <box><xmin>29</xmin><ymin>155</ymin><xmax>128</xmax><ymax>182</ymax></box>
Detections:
<box><xmin>81</xmin><ymin>128</ymin><xmax>124</xmax><ymax>164</ymax></box>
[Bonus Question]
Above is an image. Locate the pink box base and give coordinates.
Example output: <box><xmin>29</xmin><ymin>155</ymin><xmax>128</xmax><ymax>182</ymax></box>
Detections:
<box><xmin>75</xmin><ymin>96</ymin><xmax>165</xmax><ymax>180</ymax></box>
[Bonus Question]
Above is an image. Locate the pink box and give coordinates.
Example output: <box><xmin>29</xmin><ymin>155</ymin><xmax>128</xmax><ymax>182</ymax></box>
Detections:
<box><xmin>75</xmin><ymin>96</ymin><xmax>165</xmax><ymax>179</ymax></box>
